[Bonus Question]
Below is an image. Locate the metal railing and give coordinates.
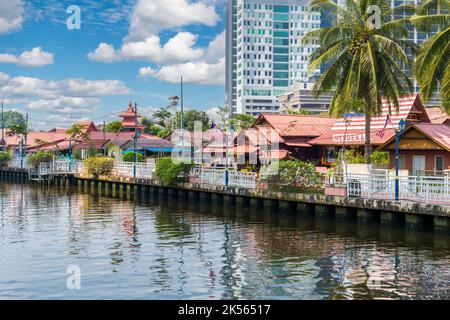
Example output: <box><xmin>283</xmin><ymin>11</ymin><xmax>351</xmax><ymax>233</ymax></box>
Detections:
<box><xmin>113</xmin><ymin>161</ymin><xmax>156</xmax><ymax>179</ymax></box>
<box><xmin>198</xmin><ymin>167</ymin><xmax>257</xmax><ymax>188</ymax></box>
<box><xmin>8</xmin><ymin>157</ymin><xmax>31</xmax><ymax>169</ymax></box>
<box><xmin>347</xmin><ymin>174</ymin><xmax>450</xmax><ymax>205</ymax></box>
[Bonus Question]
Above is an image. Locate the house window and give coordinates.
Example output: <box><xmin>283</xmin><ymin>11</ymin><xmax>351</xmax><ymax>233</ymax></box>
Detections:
<box><xmin>398</xmin><ymin>155</ymin><xmax>406</xmax><ymax>170</ymax></box>
<box><xmin>435</xmin><ymin>155</ymin><xmax>444</xmax><ymax>172</ymax></box>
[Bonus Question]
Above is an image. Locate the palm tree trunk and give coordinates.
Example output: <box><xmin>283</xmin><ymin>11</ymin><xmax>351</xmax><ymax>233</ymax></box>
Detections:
<box><xmin>364</xmin><ymin>103</ymin><xmax>371</xmax><ymax>164</ymax></box>
<box><xmin>364</xmin><ymin>104</ymin><xmax>371</xmax><ymax>164</ymax></box>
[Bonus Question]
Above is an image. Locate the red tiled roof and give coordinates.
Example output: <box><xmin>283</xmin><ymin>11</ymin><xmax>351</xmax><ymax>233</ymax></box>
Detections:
<box><xmin>310</xmin><ymin>95</ymin><xmax>429</xmax><ymax>146</ymax></box>
<box><xmin>413</xmin><ymin>123</ymin><xmax>450</xmax><ymax>151</ymax></box>
<box><xmin>426</xmin><ymin>107</ymin><xmax>450</xmax><ymax>124</ymax></box>
<box><xmin>254</xmin><ymin>114</ymin><xmax>336</xmax><ymax>137</ymax></box>
<box><xmin>260</xmin><ymin>149</ymin><xmax>290</xmax><ymax>160</ymax></box>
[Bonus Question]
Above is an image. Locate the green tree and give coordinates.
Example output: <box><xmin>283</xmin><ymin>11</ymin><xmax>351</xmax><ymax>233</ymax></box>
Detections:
<box><xmin>230</xmin><ymin>114</ymin><xmax>256</xmax><ymax>130</ymax></box>
<box><xmin>288</xmin><ymin>109</ymin><xmax>313</xmax><ymax>115</ymax></box>
<box><xmin>3</xmin><ymin>111</ymin><xmax>25</xmax><ymax>128</ymax></box>
<box><xmin>0</xmin><ymin>151</ymin><xmax>10</xmax><ymax>168</ymax></box>
<box><xmin>154</xmin><ymin>106</ymin><xmax>173</xmax><ymax>127</ymax></box>
<box><xmin>123</xmin><ymin>151</ymin><xmax>144</xmax><ymax>162</ymax></box>
<box><xmin>305</xmin><ymin>0</ymin><xmax>415</xmax><ymax>163</ymax></box>
<box><xmin>27</xmin><ymin>151</ymin><xmax>54</xmax><ymax>168</ymax></box>
<box><xmin>105</xmin><ymin>121</ymin><xmax>122</xmax><ymax>133</ymax></box>
<box><xmin>174</xmin><ymin>110</ymin><xmax>211</xmax><ymax>131</ymax></box>
<box><xmin>412</xmin><ymin>0</ymin><xmax>450</xmax><ymax>109</ymax></box>
<box><xmin>66</xmin><ymin>123</ymin><xmax>90</xmax><ymax>142</ymax></box>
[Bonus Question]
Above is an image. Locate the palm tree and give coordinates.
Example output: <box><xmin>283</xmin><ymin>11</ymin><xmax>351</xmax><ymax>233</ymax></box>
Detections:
<box><xmin>304</xmin><ymin>0</ymin><xmax>416</xmax><ymax>163</ymax></box>
<box><xmin>412</xmin><ymin>0</ymin><xmax>450</xmax><ymax>109</ymax></box>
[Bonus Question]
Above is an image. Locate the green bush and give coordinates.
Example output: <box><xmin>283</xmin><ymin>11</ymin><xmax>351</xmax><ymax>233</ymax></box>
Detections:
<box><xmin>344</xmin><ymin>150</ymin><xmax>365</xmax><ymax>164</ymax></box>
<box><xmin>84</xmin><ymin>156</ymin><xmax>114</xmax><ymax>179</ymax></box>
<box><xmin>155</xmin><ymin>157</ymin><xmax>192</xmax><ymax>185</ymax></box>
<box><xmin>260</xmin><ymin>160</ymin><xmax>323</xmax><ymax>192</ymax></box>
<box><xmin>123</xmin><ymin>151</ymin><xmax>144</xmax><ymax>163</ymax></box>
<box><xmin>370</xmin><ymin>151</ymin><xmax>389</xmax><ymax>165</ymax></box>
<box><xmin>0</xmin><ymin>151</ymin><xmax>10</xmax><ymax>168</ymax></box>
<box><xmin>27</xmin><ymin>151</ymin><xmax>54</xmax><ymax>168</ymax></box>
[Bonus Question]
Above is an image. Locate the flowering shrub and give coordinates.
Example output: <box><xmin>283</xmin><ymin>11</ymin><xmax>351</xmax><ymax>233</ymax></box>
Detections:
<box><xmin>261</xmin><ymin>160</ymin><xmax>323</xmax><ymax>192</ymax></box>
<box><xmin>84</xmin><ymin>157</ymin><xmax>114</xmax><ymax>179</ymax></box>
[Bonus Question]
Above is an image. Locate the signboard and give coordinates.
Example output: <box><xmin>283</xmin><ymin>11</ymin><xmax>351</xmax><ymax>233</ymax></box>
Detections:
<box><xmin>332</xmin><ymin>133</ymin><xmax>366</xmax><ymax>143</ymax></box>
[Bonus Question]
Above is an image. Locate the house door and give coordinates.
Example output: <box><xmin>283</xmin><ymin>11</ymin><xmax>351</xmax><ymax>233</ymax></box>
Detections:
<box><xmin>412</xmin><ymin>156</ymin><xmax>426</xmax><ymax>176</ymax></box>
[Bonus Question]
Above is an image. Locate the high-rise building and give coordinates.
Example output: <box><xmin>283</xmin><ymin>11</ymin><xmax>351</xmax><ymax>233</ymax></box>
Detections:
<box><xmin>226</xmin><ymin>0</ymin><xmax>322</xmax><ymax>116</ymax></box>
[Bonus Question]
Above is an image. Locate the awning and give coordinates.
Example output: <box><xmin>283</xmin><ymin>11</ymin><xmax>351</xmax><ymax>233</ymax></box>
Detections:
<box><xmin>144</xmin><ymin>147</ymin><xmax>191</xmax><ymax>152</ymax></box>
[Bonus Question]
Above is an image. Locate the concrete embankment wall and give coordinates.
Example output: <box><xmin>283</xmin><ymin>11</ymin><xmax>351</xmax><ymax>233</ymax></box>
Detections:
<box><xmin>1</xmin><ymin>168</ymin><xmax>450</xmax><ymax>233</ymax></box>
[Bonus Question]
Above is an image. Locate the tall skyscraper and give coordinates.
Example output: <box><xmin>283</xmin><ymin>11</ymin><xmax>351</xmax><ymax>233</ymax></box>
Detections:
<box><xmin>226</xmin><ymin>0</ymin><xmax>322</xmax><ymax>115</ymax></box>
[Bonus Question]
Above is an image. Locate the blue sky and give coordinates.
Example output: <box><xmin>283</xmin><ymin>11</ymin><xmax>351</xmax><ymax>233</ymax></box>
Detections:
<box><xmin>0</xmin><ymin>0</ymin><xmax>226</xmax><ymax>129</ymax></box>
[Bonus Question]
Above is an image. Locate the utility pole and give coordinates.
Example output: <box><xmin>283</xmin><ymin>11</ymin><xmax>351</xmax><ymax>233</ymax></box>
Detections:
<box><xmin>134</xmin><ymin>102</ymin><xmax>138</xmax><ymax>179</ymax></box>
<box><xmin>1</xmin><ymin>101</ymin><xmax>5</xmax><ymax>152</ymax></box>
<box><xmin>180</xmin><ymin>76</ymin><xmax>184</xmax><ymax>160</ymax></box>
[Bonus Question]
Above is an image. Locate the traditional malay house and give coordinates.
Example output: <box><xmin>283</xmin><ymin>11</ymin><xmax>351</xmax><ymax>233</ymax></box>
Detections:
<box><xmin>376</xmin><ymin>123</ymin><xmax>450</xmax><ymax>175</ymax></box>
<box><xmin>95</xmin><ymin>102</ymin><xmax>174</xmax><ymax>160</ymax></box>
<box><xmin>308</xmin><ymin>95</ymin><xmax>432</xmax><ymax>166</ymax></box>
<box><xmin>201</xmin><ymin>114</ymin><xmax>336</xmax><ymax>167</ymax></box>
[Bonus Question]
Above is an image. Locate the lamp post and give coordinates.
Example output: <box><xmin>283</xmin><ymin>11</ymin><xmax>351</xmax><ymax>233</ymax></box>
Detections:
<box><xmin>395</xmin><ymin>119</ymin><xmax>407</xmax><ymax>201</ymax></box>
<box><xmin>133</xmin><ymin>102</ymin><xmax>140</xmax><ymax>179</ymax></box>
<box><xmin>225</xmin><ymin>109</ymin><xmax>234</xmax><ymax>187</ymax></box>
<box><xmin>169</xmin><ymin>95</ymin><xmax>180</xmax><ymax>155</ymax></box>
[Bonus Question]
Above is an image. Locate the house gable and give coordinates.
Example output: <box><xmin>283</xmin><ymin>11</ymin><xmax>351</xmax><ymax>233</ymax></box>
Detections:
<box><xmin>380</xmin><ymin>128</ymin><xmax>443</xmax><ymax>151</ymax></box>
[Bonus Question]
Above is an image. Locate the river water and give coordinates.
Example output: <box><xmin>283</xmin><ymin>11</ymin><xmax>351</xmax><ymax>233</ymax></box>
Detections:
<box><xmin>0</xmin><ymin>182</ymin><xmax>449</xmax><ymax>300</ymax></box>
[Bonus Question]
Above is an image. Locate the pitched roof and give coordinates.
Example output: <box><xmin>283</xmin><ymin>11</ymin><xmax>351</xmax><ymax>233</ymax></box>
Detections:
<box><xmin>310</xmin><ymin>95</ymin><xmax>429</xmax><ymax>146</ymax></box>
<box><xmin>253</xmin><ymin>113</ymin><xmax>336</xmax><ymax>137</ymax></box>
<box><xmin>426</xmin><ymin>107</ymin><xmax>450</xmax><ymax>124</ymax></box>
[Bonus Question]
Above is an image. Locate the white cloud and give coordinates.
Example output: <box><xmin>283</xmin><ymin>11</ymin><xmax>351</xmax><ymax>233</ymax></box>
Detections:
<box><xmin>138</xmin><ymin>31</ymin><xmax>225</xmax><ymax>85</ymax></box>
<box><xmin>0</xmin><ymin>75</ymin><xmax>130</xmax><ymax>100</ymax></box>
<box><xmin>0</xmin><ymin>72</ymin><xmax>131</xmax><ymax>128</ymax></box>
<box><xmin>0</xmin><ymin>0</ymin><xmax>24</xmax><ymax>34</ymax></box>
<box><xmin>26</xmin><ymin>97</ymin><xmax>100</xmax><ymax>115</ymax></box>
<box><xmin>89</xmin><ymin>32</ymin><xmax>204</xmax><ymax>64</ymax></box>
<box><xmin>206</xmin><ymin>107</ymin><xmax>222</xmax><ymax>124</ymax></box>
<box><xmin>150</xmin><ymin>58</ymin><xmax>225</xmax><ymax>85</ymax></box>
<box><xmin>126</xmin><ymin>0</ymin><xmax>219</xmax><ymax>40</ymax></box>
<box><xmin>0</xmin><ymin>47</ymin><xmax>54</xmax><ymax>67</ymax></box>
<box><xmin>87</xmin><ymin>43</ymin><xmax>120</xmax><ymax>63</ymax></box>
<box><xmin>138</xmin><ymin>66</ymin><xmax>156</xmax><ymax>78</ymax></box>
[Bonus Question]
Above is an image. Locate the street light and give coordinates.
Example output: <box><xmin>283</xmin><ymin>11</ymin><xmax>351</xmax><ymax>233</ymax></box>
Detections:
<box><xmin>169</xmin><ymin>95</ymin><xmax>181</xmax><ymax>157</ymax></box>
<box><xmin>395</xmin><ymin>119</ymin><xmax>407</xmax><ymax>201</ymax></box>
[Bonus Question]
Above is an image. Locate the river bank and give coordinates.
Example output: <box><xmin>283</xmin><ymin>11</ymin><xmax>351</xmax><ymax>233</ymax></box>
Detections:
<box><xmin>1</xmin><ymin>168</ymin><xmax>450</xmax><ymax>234</ymax></box>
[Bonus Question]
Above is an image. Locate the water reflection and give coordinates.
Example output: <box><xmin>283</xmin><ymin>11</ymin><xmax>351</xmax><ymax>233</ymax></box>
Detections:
<box><xmin>0</xmin><ymin>181</ymin><xmax>449</xmax><ymax>300</ymax></box>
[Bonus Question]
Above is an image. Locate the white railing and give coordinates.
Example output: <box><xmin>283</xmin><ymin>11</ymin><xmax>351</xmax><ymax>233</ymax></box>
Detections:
<box><xmin>347</xmin><ymin>174</ymin><xmax>450</xmax><ymax>205</ymax></box>
<box><xmin>229</xmin><ymin>171</ymin><xmax>257</xmax><ymax>188</ymax></box>
<box><xmin>198</xmin><ymin>167</ymin><xmax>257</xmax><ymax>189</ymax></box>
<box><xmin>8</xmin><ymin>157</ymin><xmax>31</xmax><ymax>169</ymax></box>
<box><xmin>113</xmin><ymin>161</ymin><xmax>155</xmax><ymax>179</ymax></box>
<box><xmin>37</xmin><ymin>160</ymin><xmax>83</xmax><ymax>175</ymax></box>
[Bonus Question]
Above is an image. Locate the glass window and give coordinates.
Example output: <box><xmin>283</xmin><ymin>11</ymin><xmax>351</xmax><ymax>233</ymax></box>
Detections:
<box><xmin>274</xmin><ymin>5</ymin><xmax>289</xmax><ymax>13</ymax></box>
<box><xmin>273</xmin><ymin>63</ymin><xmax>289</xmax><ymax>70</ymax></box>
<box><xmin>273</xmin><ymin>72</ymin><xmax>289</xmax><ymax>78</ymax></box>
<box><xmin>274</xmin><ymin>55</ymin><xmax>289</xmax><ymax>62</ymax></box>
<box><xmin>273</xmin><ymin>80</ymin><xmax>289</xmax><ymax>87</ymax></box>
<box><xmin>273</xmin><ymin>30</ymin><xmax>289</xmax><ymax>38</ymax></box>
<box><xmin>436</xmin><ymin>156</ymin><xmax>444</xmax><ymax>171</ymax></box>
<box><xmin>399</xmin><ymin>155</ymin><xmax>406</xmax><ymax>170</ymax></box>
<box><xmin>273</xmin><ymin>22</ymin><xmax>289</xmax><ymax>29</ymax></box>
<box><xmin>273</xmin><ymin>14</ymin><xmax>289</xmax><ymax>21</ymax></box>
<box><xmin>274</xmin><ymin>47</ymin><xmax>289</xmax><ymax>54</ymax></box>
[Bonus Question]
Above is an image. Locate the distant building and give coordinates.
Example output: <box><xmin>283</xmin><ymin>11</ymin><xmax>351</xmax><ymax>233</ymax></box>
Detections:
<box><xmin>278</xmin><ymin>82</ymin><xmax>333</xmax><ymax>114</ymax></box>
<box><xmin>226</xmin><ymin>0</ymin><xmax>322</xmax><ymax>115</ymax></box>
